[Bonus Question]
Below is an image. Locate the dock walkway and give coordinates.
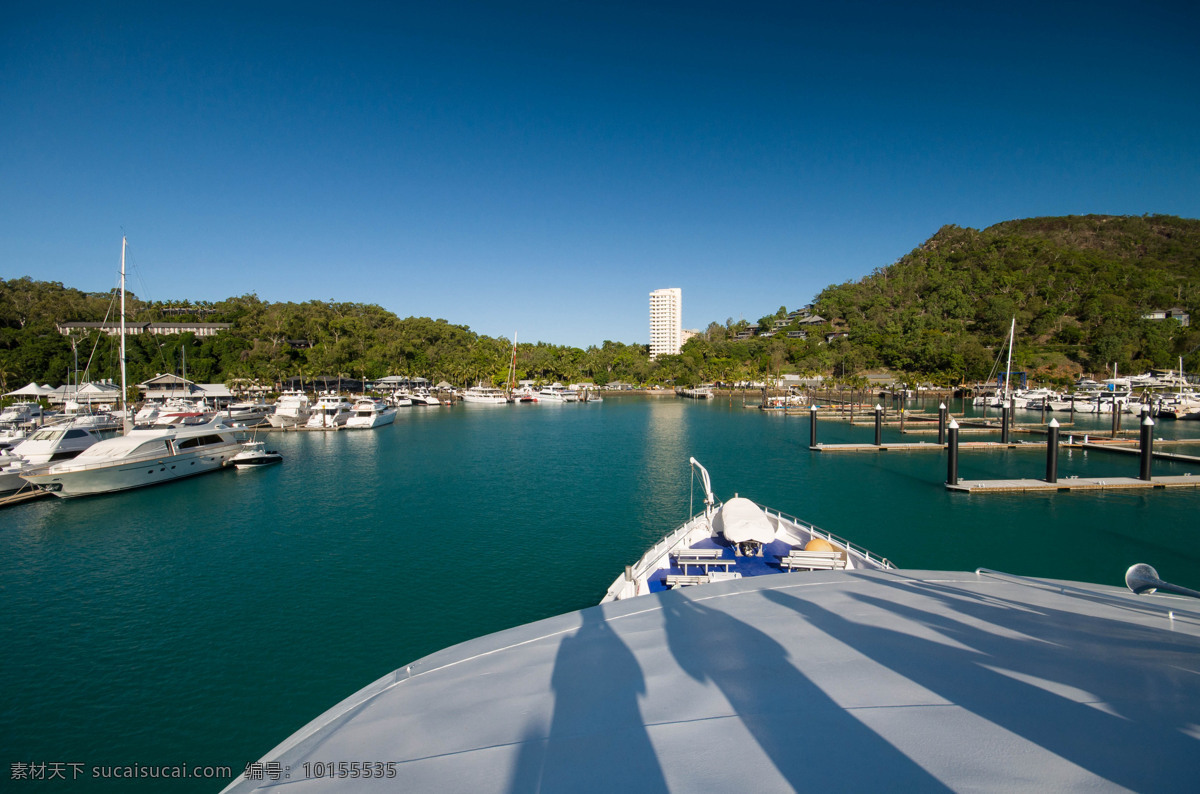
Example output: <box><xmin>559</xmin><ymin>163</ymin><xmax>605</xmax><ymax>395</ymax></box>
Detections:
<box><xmin>946</xmin><ymin>475</ymin><xmax>1200</xmax><ymax>493</ymax></box>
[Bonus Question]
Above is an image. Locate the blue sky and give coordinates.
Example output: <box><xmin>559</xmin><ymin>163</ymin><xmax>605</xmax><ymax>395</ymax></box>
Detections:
<box><xmin>2</xmin><ymin>1</ymin><xmax>1197</xmax><ymax>348</ymax></box>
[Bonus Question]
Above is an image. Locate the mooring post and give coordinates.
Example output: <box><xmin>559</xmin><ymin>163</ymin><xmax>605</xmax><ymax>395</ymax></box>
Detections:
<box><xmin>938</xmin><ymin>402</ymin><xmax>947</xmax><ymax>445</ymax></box>
<box><xmin>1045</xmin><ymin>418</ymin><xmax>1060</xmax><ymax>483</ymax></box>
<box><xmin>1111</xmin><ymin>395</ymin><xmax>1120</xmax><ymax>437</ymax></box>
<box><xmin>1139</xmin><ymin>414</ymin><xmax>1154</xmax><ymax>481</ymax></box>
<box><xmin>947</xmin><ymin>419</ymin><xmax>960</xmax><ymax>486</ymax></box>
<box><xmin>1001</xmin><ymin>404</ymin><xmax>1010</xmax><ymax>444</ymax></box>
<box><xmin>809</xmin><ymin>404</ymin><xmax>818</xmax><ymax>448</ymax></box>
<box><xmin>874</xmin><ymin>404</ymin><xmax>882</xmax><ymax>446</ymax></box>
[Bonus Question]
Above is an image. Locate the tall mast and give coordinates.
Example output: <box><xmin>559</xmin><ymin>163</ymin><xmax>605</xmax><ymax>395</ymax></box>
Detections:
<box><xmin>120</xmin><ymin>237</ymin><xmax>131</xmax><ymax>433</ymax></box>
<box><xmin>507</xmin><ymin>332</ymin><xmax>518</xmax><ymax>396</ymax></box>
<box><xmin>1003</xmin><ymin>317</ymin><xmax>1015</xmax><ymax>401</ymax></box>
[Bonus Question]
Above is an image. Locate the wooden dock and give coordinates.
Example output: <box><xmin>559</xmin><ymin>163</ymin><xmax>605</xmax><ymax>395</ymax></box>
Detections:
<box><xmin>0</xmin><ymin>488</ymin><xmax>52</xmax><ymax>508</ymax></box>
<box><xmin>811</xmin><ymin>441</ymin><xmax>1033</xmax><ymax>453</ymax></box>
<box><xmin>1077</xmin><ymin>442</ymin><xmax>1200</xmax><ymax>465</ymax></box>
<box><xmin>946</xmin><ymin>475</ymin><xmax>1200</xmax><ymax>493</ymax></box>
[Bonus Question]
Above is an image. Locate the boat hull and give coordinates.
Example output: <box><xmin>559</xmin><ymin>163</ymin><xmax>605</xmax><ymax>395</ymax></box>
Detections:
<box><xmin>21</xmin><ymin>444</ymin><xmax>240</xmax><ymax>498</ymax></box>
<box><xmin>345</xmin><ymin>410</ymin><xmax>397</xmax><ymax>429</ymax></box>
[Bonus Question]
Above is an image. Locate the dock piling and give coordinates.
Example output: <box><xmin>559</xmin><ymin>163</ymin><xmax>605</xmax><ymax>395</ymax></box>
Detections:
<box><xmin>1140</xmin><ymin>415</ymin><xmax>1154</xmax><ymax>481</ymax></box>
<box><xmin>1045</xmin><ymin>418</ymin><xmax>1060</xmax><ymax>483</ymax></box>
<box><xmin>1001</xmin><ymin>405</ymin><xmax>1010</xmax><ymax>444</ymax></box>
<box><xmin>874</xmin><ymin>404</ymin><xmax>882</xmax><ymax>446</ymax></box>
<box><xmin>809</xmin><ymin>404</ymin><xmax>818</xmax><ymax>447</ymax></box>
<box><xmin>947</xmin><ymin>419</ymin><xmax>960</xmax><ymax>486</ymax></box>
<box><xmin>937</xmin><ymin>403</ymin><xmax>947</xmax><ymax>445</ymax></box>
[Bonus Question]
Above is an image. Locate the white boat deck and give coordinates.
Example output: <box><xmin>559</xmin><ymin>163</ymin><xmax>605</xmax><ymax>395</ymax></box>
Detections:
<box><xmin>224</xmin><ymin>569</ymin><xmax>1200</xmax><ymax>793</ymax></box>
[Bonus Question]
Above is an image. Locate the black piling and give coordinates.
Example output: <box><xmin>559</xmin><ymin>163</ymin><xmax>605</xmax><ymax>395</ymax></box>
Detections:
<box><xmin>1139</xmin><ymin>414</ymin><xmax>1154</xmax><ymax>481</ymax></box>
<box><xmin>809</xmin><ymin>404</ymin><xmax>818</xmax><ymax>447</ymax></box>
<box><xmin>873</xmin><ymin>404</ymin><xmax>882</xmax><ymax>446</ymax></box>
<box><xmin>947</xmin><ymin>419</ymin><xmax>960</xmax><ymax>486</ymax></box>
<box><xmin>937</xmin><ymin>402</ymin><xmax>947</xmax><ymax>445</ymax></box>
<box><xmin>1001</xmin><ymin>405</ymin><xmax>1010</xmax><ymax>444</ymax></box>
<box><xmin>1111</xmin><ymin>394</ymin><xmax>1120</xmax><ymax>437</ymax></box>
<box><xmin>1045</xmin><ymin>418</ymin><xmax>1059</xmax><ymax>483</ymax></box>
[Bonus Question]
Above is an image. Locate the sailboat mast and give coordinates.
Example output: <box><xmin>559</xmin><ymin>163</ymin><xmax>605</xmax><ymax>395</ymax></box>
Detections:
<box><xmin>1003</xmin><ymin>317</ymin><xmax>1015</xmax><ymax>401</ymax></box>
<box><xmin>120</xmin><ymin>237</ymin><xmax>130</xmax><ymax>434</ymax></box>
<box><xmin>507</xmin><ymin>332</ymin><xmax>518</xmax><ymax>395</ymax></box>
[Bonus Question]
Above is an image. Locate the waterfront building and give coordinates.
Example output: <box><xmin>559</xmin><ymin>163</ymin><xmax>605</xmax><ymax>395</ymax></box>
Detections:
<box><xmin>649</xmin><ymin>287</ymin><xmax>682</xmax><ymax>359</ymax></box>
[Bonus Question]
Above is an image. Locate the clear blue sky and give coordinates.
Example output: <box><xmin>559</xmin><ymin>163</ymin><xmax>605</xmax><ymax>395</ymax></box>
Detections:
<box><xmin>2</xmin><ymin>1</ymin><xmax>1197</xmax><ymax>348</ymax></box>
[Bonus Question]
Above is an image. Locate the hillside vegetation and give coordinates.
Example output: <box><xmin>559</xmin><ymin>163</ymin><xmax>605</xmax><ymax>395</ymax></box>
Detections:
<box><xmin>1</xmin><ymin>215</ymin><xmax>1197</xmax><ymax>393</ymax></box>
<box><xmin>811</xmin><ymin>214</ymin><xmax>1199</xmax><ymax>383</ymax></box>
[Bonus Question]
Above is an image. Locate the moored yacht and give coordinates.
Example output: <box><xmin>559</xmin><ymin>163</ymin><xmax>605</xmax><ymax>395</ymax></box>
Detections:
<box><xmin>225</xmin><ymin>399</ymin><xmax>274</xmax><ymax>426</ymax></box>
<box><xmin>267</xmin><ymin>391</ymin><xmax>311</xmax><ymax>428</ymax></box>
<box><xmin>408</xmin><ymin>389</ymin><xmax>442</xmax><ymax>406</ymax></box>
<box><xmin>461</xmin><ymin>384</ymin><xmax>510</xmax><ymax>404</ymax></box>
<box><xmin>537</xmin><ymin>383</ymin><xmax>576</xmax><ymax>402</ymax></box>
<box><xmin>228</xmin><ymin>440</ymin><xmax>282</xmax><ymax>468</ymax></box>
<box><xmin>0</xmin><ymin>426</ymin><xmax>106</xmax><ymax>493</ymax></box>
<box><xmin>0</xmin><ymin>401</ymin><xmax>48</xmax><ymax>427</ymax></box>
<box><xmin>345</xmin><ymin>398</ymin><xmax>397</xmax><ymax>429</ymax></box>
<box><xmin>306</xmin><ymin>393</ymin><xmax>353</xmax><ymax>428</ymax></box>
<box><xmin>20</xmin><ymin>417</ymin><xmax>242</xmax><ymax>498</ymax></box>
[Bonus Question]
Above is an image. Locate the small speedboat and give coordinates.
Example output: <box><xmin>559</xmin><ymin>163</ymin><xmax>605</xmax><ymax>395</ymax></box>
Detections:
<box><xmin>228</xmin><ymin>441</ymin><xmax>282</xmax><ymax>468</ymax></box>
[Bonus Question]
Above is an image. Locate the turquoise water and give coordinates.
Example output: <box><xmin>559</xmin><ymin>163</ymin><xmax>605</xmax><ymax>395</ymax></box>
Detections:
<box><xmin>2</xmin><ymin>396</ymin><xmax>1198</xmax><ymax>790</ymax></box>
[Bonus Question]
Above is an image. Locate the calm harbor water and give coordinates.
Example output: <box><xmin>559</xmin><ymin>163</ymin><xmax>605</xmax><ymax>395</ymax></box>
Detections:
<box><xmin>3</xmin><ymin>395</ymin><xmax>1199</xmax><ymax>791</ymax></box>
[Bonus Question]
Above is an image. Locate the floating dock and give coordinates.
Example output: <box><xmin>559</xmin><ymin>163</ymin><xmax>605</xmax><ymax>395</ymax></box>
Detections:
<box><xmin>810</xmin><ymin>441</ymin><xmax>1028</xmax><ymax>453</ymax></box>
<box><xmin>0</xmin><ymin>488</ymin><xmax>52</xmax><ymax>508</ymax></box>
<box><xmin>946</xmin><ymin>475</ymin><xmax>1200</xmax><ymax>493</ymax></box>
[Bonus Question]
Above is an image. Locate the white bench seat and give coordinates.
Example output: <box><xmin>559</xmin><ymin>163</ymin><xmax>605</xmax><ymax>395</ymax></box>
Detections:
<box><xmin>664</xmin><ymin>574</ymin><xmax>711</xmax><ymax>588</ymax></box>
<box><xmin>673</xmin><ymin>548</ymin><xmax>736</xmax><ymax>572</ymax></box>
<box><xmin>778</xmin><ymin>549</ymin><xmax>848</xmax><ymax>571</ymax></box>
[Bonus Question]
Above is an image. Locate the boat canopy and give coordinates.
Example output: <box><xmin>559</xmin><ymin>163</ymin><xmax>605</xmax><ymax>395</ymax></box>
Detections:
<box><xmin>714</xmin><ymin>497</ymin><xmax>775</xmax><ymax>544</ymax></box>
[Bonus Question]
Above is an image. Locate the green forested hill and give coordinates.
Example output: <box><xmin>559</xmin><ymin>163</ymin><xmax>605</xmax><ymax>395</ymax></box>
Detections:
<box><xmin>814</xmin><ymin>214</ymin><xmax>1200</xmax><ymax>382</ymax></box>
<box><xmin>2</xmin><ymin>214</ymin><xmax>1198</xmax><ymax>394</ymax></box>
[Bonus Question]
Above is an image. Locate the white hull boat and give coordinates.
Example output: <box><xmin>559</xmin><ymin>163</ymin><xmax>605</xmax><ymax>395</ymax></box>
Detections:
<box><xmin>268</xmin><ymin>391</ymin><xmax>312</xmax><ymax>428</ymax></box>
<box><xmin>21</xmin><ymin>418</ymin><xmax>242</xmax><ymax>498</ymax></box>
<box><xmin>306</xmin><ymin>394</ymin><xmax>353</xmax><ymax>428</ymax></box>
<box><xmin>603</xmin><ymin>459</ymin><xmax>891</xmax><ymax>601</ymax></box>
<box><xmin>461</xmin><ymin>385</ymin><xmax>510</xmax><ymax>404</ymax></box>
<box><xmin>223</xmin><ymin>460</ymin><xmax>1200</xmax><ymax>794</ymax></box>
<box><xmin>345</xmin><ymin>399</ymin><xmax>397</xmax><ymax>429</ymax></box>
<box><xmin>229</xmin><ymin>441</ymin><xmax>282</xmax><ymax>468</ymax></box>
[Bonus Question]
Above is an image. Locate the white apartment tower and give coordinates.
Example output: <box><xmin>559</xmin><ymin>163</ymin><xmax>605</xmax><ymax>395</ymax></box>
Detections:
<box><xmin>649</xmin><ymin>288</ymin><xmax>682</xmax><ymax>359</ymax></box>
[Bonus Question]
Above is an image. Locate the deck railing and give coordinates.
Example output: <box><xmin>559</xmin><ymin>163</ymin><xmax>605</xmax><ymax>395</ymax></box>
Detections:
<box><xmin>757</xmin><ymin>503</ymin><xmax>895</xmax><ymax>570</ymax></box>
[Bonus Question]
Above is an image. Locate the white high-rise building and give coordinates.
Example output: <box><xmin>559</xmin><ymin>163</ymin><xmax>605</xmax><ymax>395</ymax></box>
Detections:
<box><xmin>649</xmin><ymin>288</ymin><xmax>682</xmax><ymax>360</ymax></box>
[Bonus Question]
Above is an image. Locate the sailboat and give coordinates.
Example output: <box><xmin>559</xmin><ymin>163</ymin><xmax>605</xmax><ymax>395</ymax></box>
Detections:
<box><xmin>21</xmin><ymin>238</ymin><xmax>242</xmax><ymax>498</ymax></box>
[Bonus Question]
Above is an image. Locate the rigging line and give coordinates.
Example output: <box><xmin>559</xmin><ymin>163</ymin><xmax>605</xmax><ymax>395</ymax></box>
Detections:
<box><xmin>77</xmin><ymin>283</ymin><xmax>122</xmax><ymax>382</ymax></box>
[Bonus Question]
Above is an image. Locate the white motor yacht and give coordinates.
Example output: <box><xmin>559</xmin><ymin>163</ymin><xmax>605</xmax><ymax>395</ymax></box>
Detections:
<box><xmin>0</xmin><ymin>401</ymin><xmax>47</xmax><ymax>427</ymax></box>
<box><xmin>267</xmin><ymin>391</ymin><xmax>311</xmax><ymax>428</ymax></box>
<box><xmin>20</xmin><ymin>417</ymin><xmax>242</xmax><ymax>498</ymax></box>
<box><xmin>461</xmin><ymin>385</ymin><xmax>510</xmax><ymax>404</ymax></box>
<box><xmin>537</xmin><ymin>383</ymin><xmax>576</xmax><ymax>402</ymax></box>
<box><xmin>225</xmin><ymin>399</ymin><xmax>274</xmax><ymax>425</ymax></box>
<box><xmin>306</xmin><ymin>394</ymin><xmax>354</xmax><ymax>428</ymax></box>
<box><xmin>345</xmin><ymin>398</ymin><xmax>397</xmax><ymax>429</ymax></box>
<box><xmin>228</xmin><ymin>441</ymin><xmax>282</xmax><ymax>468</ymax></box>
<box><xmin>0</xmin><ymin>426</ymin><xmax>106</xmax><ymax>493</ymax></box>
<box><xmin>408</xmin><ymin>389</ymin><xmax>442</xmax><ymax>406</ymax></box>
